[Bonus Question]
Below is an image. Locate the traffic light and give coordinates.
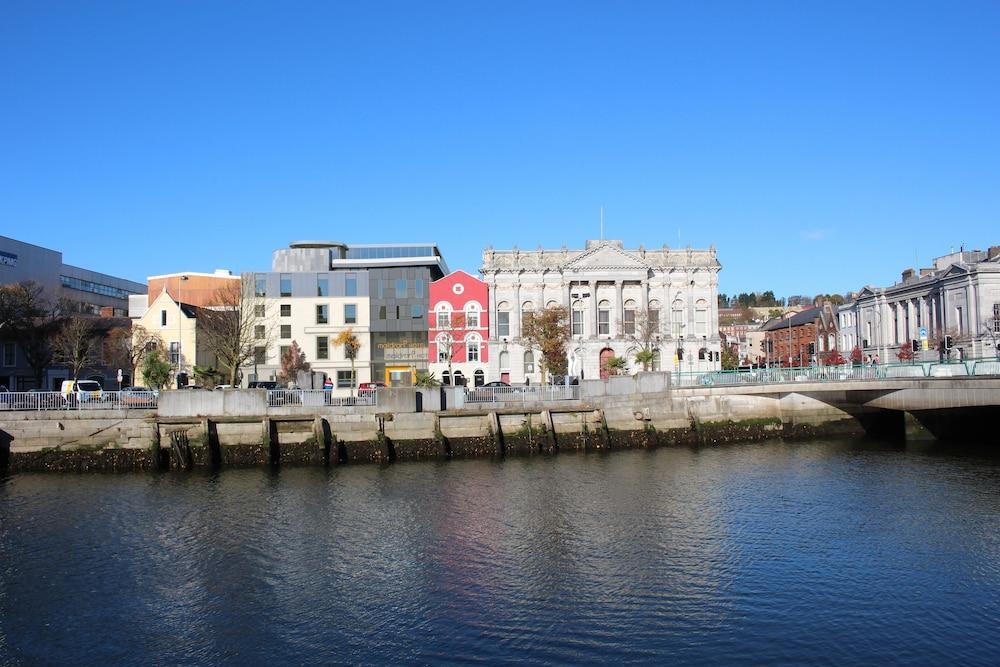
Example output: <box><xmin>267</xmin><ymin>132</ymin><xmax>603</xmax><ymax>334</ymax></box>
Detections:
<box><xmin>944</xmin><ymin>335</ymin><xmax>954</xmax><ymax>350</ymax></box>
<box><xmin>911</xmin><ymin>340</ymin><xmax>919</xmax><ymax>352</ymax></box>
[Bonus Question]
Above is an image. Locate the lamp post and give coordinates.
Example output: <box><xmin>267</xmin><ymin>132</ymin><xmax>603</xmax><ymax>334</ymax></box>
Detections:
<box><xmin>177</xmin><ymin>275</ymin><xmax>188</xmax><ymax>386</ymax></box>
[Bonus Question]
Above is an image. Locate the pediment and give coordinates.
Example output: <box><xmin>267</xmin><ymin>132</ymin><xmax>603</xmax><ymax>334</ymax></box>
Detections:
<box><xmin>939</xmin><ymin>263</ymin><xmax>969</xmax><ymax>277</ymax></box>
<box><xmin>564</xmin><ymin>243</ymin><xmax>648</xmax><ymax>271</ymax></box>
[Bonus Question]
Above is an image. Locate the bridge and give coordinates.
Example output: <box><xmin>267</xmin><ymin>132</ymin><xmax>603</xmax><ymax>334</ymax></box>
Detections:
<box><xmin>674</xmin><ymin>361</ymin><xmax>1000</xmax><ymax>441</ymax></box>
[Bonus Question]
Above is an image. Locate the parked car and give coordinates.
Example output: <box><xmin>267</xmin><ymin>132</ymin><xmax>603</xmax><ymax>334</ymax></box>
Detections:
<box><xmin>121</xmin><ymin>386</ymin><xmax>158</xmax><ymax>407</ymax></box>
<box><xmin>61</xmin><ymin>380</ymin><xmax>103</xmax><ymax>405</ymax></box>
<box><xmin>467</xmin><ymin>381</ymin><xmax>516</xmax><ymax>400</ymax></box>
<box><xmin>248</xmin><ymin>381</ymin><xmax>280</xmax><ymax>390</ymax></box>
<box><xmin>358</xmin><ymin>381</ymin><xmax>385</xmax><ymax>397</ymax></box>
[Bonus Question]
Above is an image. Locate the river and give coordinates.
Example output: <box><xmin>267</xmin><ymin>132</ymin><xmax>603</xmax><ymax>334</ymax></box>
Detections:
<box><xmin>1</xmin><ymin>436</ymin><xmax>999</xmax><ymax>665</ymax></box>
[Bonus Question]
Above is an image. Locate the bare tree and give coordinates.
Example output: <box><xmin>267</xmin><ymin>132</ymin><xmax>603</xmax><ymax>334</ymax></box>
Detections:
<box><xmin>107</xmin><ymin>324</ymin><xmax>162</xmax><ymax>386</ymax></box>
<box><xmin>0</xmin><ymin>282</ymin><xmax>59</xmax><ymax>388</ymax></box>
<box><xmin>621</xmin><ymin>308</ymin><xmax>662</xmax><ymax>371</ymax></box>
<box><xmin>433</xmin><ymin>312</ymin><xmax>467</xmax><ymax>384</ymax></box>
<box><xmin>199</xmin><ymin>277</ymin><xmax>273</xmax><ymax>387</ymax></box>
<box><xmin>52</xmin><ymin>316</ymin><xmax>101</xmax><ymax>380</ymax></box>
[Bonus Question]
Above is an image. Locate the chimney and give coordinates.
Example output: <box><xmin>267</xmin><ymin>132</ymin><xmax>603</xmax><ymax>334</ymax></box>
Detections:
<box><xmin>901</xmin><ymin>268</ymin><xmax>916</xmax><ymax>283</ymax></box>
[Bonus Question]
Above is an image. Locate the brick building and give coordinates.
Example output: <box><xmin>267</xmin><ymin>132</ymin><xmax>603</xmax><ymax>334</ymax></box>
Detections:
<box><xmin>760</xmin><ymin>303</ymin><xmax>838</xmax><ymax>367</ymax></box>
<box><xmin>428</xmin><ymin>270</ymin><xmax>489</xmax><ymax>386</ymax></box>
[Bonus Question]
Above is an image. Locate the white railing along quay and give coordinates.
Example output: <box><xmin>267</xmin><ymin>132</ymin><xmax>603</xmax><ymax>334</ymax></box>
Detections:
<box><xmin>464</xmin><ymin>384</ymin><xmax>581</xmax><ymax>404</ymax></box>
<box><xmin>0</xmin><ymin>390</ymin><xmax>158</xmax><ymax>411</ymax></box>
<box><xmin>266</xmin><ymin>389</ymin><xmax>378</xmax><ymax>407</ymax></box>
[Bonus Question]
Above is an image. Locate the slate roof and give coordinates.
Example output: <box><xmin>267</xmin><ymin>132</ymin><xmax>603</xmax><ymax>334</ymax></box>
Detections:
<box><xmin>759</xmin><ymin>306</ymin><xmax>823</xmax><ymax>332</ymax></box>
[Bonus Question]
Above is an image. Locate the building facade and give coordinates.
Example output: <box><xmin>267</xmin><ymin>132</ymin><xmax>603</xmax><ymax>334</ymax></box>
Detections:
<box><xmin>428</xmin><ymin>271</ymin><xmax>489</xmax><ymax>386</ymax></box>
<box><xmin>850</xmin><ymin>247</ymin><xmax>1000</xmax><ymax>361</ymax></box>
<box><xmin>760</xmin><ymin>304</ymin><xmax>838</xmax><ymax>367</ymax></box>
<box><xmin>481</xmin><ymin>239</ymin><xmax>722</xmax><ymax>382</ymax></box>
<box><xmin>245</xmin><ymin>241</ymin><xmax>448</xmax><ymax>391</ymax></box>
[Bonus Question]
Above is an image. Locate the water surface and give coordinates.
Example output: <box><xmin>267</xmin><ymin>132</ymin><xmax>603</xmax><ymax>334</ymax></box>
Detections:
<box><xmin>2</xmin><ymin>438</ymin><xmax>999</xmax><ymax>665</ymax></box>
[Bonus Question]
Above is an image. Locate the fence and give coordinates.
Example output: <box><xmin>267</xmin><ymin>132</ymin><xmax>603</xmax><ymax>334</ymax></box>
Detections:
<box><xmin>671</xmin><ymin>357</ymin><xmax>1000</xmax><ymax>388</ymax></box>
<box><xmin>465</xmin><ymin>384</ymin><xmax>582</xmax><ymax>404</ymax></box>
<box><xmin>266</xmin><ymin>389</ymin><xmax>378</xmax><ymax>407</ymax></box>
<box><xmin>0</xmin><ymin>390</ymin><xmax>158</xmax><ymax>412</ymax></box>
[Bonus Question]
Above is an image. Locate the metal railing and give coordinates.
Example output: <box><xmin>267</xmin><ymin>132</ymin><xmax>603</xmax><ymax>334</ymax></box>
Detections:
<box><xmin>266</xmin><ymin>389</ymin><xmax>377</xmax><ymax>407</ymax></box>
<box><xmin>671</xmin><ymin>357</ymin><xmax>1000</xmax><ymax>388</ymax></box>
<box><xmin>0</xmin><ymin>390</ymin><xmax>159</xmax><ymax>411</ymax></box>
<box><xmin>465</xmin><ymin>384</ymin><xmax>581</xmax><ymax>403</ymax></box>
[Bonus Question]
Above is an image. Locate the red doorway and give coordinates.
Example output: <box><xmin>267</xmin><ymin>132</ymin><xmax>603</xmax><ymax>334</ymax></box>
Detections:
<box><xmin>599</xmin><ymin>347</ymin><xmax>615</xmax><ymax>380</ymax></box>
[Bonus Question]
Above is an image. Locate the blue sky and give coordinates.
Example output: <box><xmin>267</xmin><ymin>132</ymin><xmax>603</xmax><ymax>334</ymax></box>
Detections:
<box><xmin>2</xmin><ymin>1</ymin><xmax>997</xmax><ymax>297</ymax></box>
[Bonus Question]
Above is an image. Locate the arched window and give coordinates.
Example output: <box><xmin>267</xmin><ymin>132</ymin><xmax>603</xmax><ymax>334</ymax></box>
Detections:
<box><xmin>520</xmin><ymin>301</ymin><xmax>534</xmax><ymax>336</ymax></box>
<box><xmin>442</xmin><ymin>370</ymin><xmax>451</xmax><ymax>386</ymax></box>
<box><xmin>466</xmin><ymin>333</ymin><xmax>481</xmax><ymax>362</ymax></box>
<box><xmin>648</xmin><ymin>299</ymin><xmax>661</xmax><ymax>334</ymax></box>
<box><xmin>474</xmin><ymin>369</ymin><xmax>485</xmax><ymax>387</ymax></box>
<box><xmin>524</xmin><ymin>350</ymin><xmax>535</xmax><ymax>374</ymax></box>
<box><xmin>698</xmin><ymin>347</ymin><xmax>708</xmax><ymax>361</ymax></box>
<box><xmin>546</xmin><ymin>299</ymin><xmax>558</xmax><ymax>309</ymax></box>
<box><xmin>695</xmin><ymin>299</ymin><xmax>708</xmax><ymax>336</ymax></box>
<box><xmin>496</xmin><ymin>301</ymin><xmax>510</xmax><ymax>337</ymax></box>
<box><xmin>464</xmin><ymin>302</ymin><xmax>481</xmax><ymax>329</ymax></box>
<box><xmin>435</xmin><ymin>333</ymin><xmax>452</xmax><ymax>362</ymax></box>
<box><xmin>499</xmin><ymin>351</ymin><xmax>510</xmax><ymax>370</ymax></box>
<box><xmin>435</xmin><ymin>303</ymin><xmax>452</xmax><ymax>329</ymax></box>
<box><xmin>651</xmin><ymin>349</ymin><xmax>661</xmax><ymax>371</ymax></box>
<box><xmin>672</xmin><ymin>299</ymin><xmax>685</xmax><ymax>337</ymax></box>
<box><xmin>623</xmin><ymin>299</ymin><xmax>637</xmax><ymax>336</ymax></box>
<box><xmin>571</xmin><ymin>299</ymin><xmax>585</xmax><ymax>336</ymax></box>
<box><xmin>598</xmin><ymin>300</ymin><xmax>611</xmax><ymax>336</ymax></box>
<box><xmin>454</xmin><ymin>370</ymin><xmax>465</xmax><ymax>387</ymax></box>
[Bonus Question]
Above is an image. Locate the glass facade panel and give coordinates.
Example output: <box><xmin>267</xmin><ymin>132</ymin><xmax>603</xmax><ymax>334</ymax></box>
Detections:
<box><xmin>345</xmin><ymin>274</ymin><xmax>357</xmax><ymax>297</ymax></box>
<box><xmin>279</xmin><ymin>274</ymin><xmax>291</xmax><ymax>297</ymax></box>
<box><xmin>317</xmin><ymin>277</ymin><xmax>329</xmax><ymax>297</ymax></box>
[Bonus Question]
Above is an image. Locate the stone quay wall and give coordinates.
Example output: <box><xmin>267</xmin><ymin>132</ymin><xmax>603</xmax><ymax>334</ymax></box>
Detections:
<box><xmin>0</xmin><ymin>373</ymin><xmax>865</xmax><ymax>472</ymax></box>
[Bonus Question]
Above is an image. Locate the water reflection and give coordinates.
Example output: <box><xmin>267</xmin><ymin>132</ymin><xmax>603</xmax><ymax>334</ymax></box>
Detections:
<box><xmin>2</xmin><ymin>438</ymin><xmax>1000</xmax><ymax>665</ymax></box>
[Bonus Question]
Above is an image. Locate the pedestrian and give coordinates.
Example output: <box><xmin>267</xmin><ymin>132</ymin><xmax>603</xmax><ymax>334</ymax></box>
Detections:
<box><xmin>873</xmin><ymin>353</ymin><xmax>879</xmax><ymax>366</ymax></box>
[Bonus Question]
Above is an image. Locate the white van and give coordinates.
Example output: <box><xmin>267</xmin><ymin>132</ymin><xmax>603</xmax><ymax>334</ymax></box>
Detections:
<box><xmin>61</xmin><ymin>380</ymin><xmax>103</xmax><ymax>404</ymax></box>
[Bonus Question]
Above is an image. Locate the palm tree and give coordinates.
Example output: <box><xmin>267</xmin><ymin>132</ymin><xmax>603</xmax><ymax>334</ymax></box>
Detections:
<box><xmin>333</xmin><ymin>328</ymin><xmax>361</xmax><ymax>397</ymax></box>
<box><xmin>605</xmin><ymin>355</ymin><xmax>628</xmax><ymax>376</ymax></box>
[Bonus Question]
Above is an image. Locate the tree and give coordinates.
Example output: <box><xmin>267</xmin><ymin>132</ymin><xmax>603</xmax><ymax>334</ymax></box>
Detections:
<box><xmin>823</xmin><ymin>349</ymin><xmax>847</xmax><ymax>366</ymax></box>
<box><xmin>107</xmin><ymin>324</ymin><xmax>161</xmax><ymax>386</ymax></box>
<box><xmin>850</xmin><ymin>345</ymin><xmax>863</xmax><ymax>366</ymax></box>
<box><xmin>520</xmin><ymin>305</ymin><xmax>570</xmax><ymax>382</ymax></box>
<box><xmin>333</xmin><ymin>328</ymin><xmax>361</xmax><ymax>397</ymax></box>
<box><xmin>199</xmin><ymin>277</ymin><xmax>271</xmax><ymax>387</ymax></box>
<box><xmin>721</xmin><ymin>342</ymin><xmax>740</xmax><ymax>370</ymax></box>
<box><xmin>142</xmin><ymin>347</ymin><xmax>173</xmax><ymax>390</ymax></box>
<box><xmin>193</xmin><ymin>365</ymin><xmax>220</xmax><ymax>387</ymax></box>
<box><xmin>604</xmin><ymin>356</ymin><xmax>628</xmax><ymax>376</ymax></box>
<box><xmin>896</xmin><ymin>344</ymin><xmax>914</xmax><ymax>362</ymax></box>
<box><xmin>415</xmin><ymin>370</ymin><xmax>440</xmax><ymax>388</ymax></box>
<box><xmin>623</xmin><ymin>308</ymin><xmax>663</xmax><ymax>371</ymax></box>
<box><xmin>0</xmin><ymin>282</ymin><xmax>56</xmax><ymax>388</ymax></box>
<box><xmin>52</xmin><ymin>317</ymin><xmax>102</xmax><ymax>380</ymax></box>
<box><xmin>278</xmin><ymin>340</ymin><xmax>311</xmax><ymax>385</ymax></box>
<box><xmin>434</xmin><ymin>312</ymin><xmax>467</xmax><ymax>383</ymax></box>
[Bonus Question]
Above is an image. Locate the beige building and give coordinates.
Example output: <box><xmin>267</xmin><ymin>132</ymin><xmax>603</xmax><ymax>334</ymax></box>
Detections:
<box><xmin>133</xmin><ymin>290</ymin><xmax>215</xmax><ymax>387</ymax></box>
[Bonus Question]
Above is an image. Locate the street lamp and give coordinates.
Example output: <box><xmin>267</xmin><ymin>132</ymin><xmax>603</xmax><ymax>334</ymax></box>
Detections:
<box><xmin>177</xmin><ymin>275</ymin><xmax>188</xmax><ymax>385</ymax></box>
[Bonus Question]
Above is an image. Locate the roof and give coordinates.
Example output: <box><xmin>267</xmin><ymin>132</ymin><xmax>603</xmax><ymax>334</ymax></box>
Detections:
<box><xmin>759</xmin><ymin>306</ymin><xmax>823</xmax><ymax>331</ymax></box>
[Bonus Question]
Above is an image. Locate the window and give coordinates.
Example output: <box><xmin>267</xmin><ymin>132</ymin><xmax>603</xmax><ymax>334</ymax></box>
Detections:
<box><xmin>255</xmin><ymin>276</ymin><xmax>267</xmax><ymax>297</ymax></box>
<box><xmin>378</xmin><ymin>305</ymin><xmax>387</xmax><ymax>320</ymax></box>
<box><xmin>598</xmin><ymin>300</ymin><xmax>611</xmax><ymax>336</ymax></box>
<box><xmin>317</xmin><ymin>337</ymin><xmax>329</xmax><ymax>360</ymax></box>
<box><xmin>395</xmin><ymin>279</ymin><xmax>407</xmax><ymax>296</ymax></box>
<box><xmin>437</xmin><ymin>307</ymin><xmax>451</xmax><ymax>329</ymax></box>
<box><xmin>672</xmin><ymin>300</ymin><xmax>684</xmax><ymax>337</ymax></box>
<box><xmin>695</xmin><ymin>300</ymin><xmax>708</xmax><ymax>335</ymax></box>
<box><xmin>442</xmin><ymin>370</ymin><xmax>451</xmax><ymax>386</ymax></box>
<box><xmin>436</xmin><ymin>334</ymin><xmax>451</xmax><ymax>362</ymax></box>
<box><xmin>411</xmin><ymin>304</ymin><xmax>423</xmax><ymax>319</ymax></box>
<box><xmin>345</xmin><ymin>274</ymin><xmax>358</xmax><ymax>297</ymax></box>
<box><xmin>623</xmin><ymin>299</ymin><xmax>636</xmax><ymax>336</ymax></box>
<box><xmin>316</xmin><ymin>305</ymin><xmax>328</xmax><ymax>324</ymax></box>
<box><xmin>956</xmin><ymin>306</ymin><xmax>964</xmax><ymax>334</ymax></box>
<box><xmin>255</xmin><ymin>305</ymin><xmax>266</xmax><ymax>317</ymax></box>
<box><xmin>521</xmin><ymin>301</ymin><xmax>534</xmax><ymax>335</ymax></box>
<box><xmin>571</xmin><ymin>300</ymin><xmax>584</xmax><ymax>336</ymax></box>
<box><xmin>317</xmin><ymin>277</ymin><xmax>329</xmax><ymax>297</ymax></box>
<box><xmin>499</xmin><ymin>351</ymin><xmax>510</xmax><ymax>370</ymax></box>
<box><xmin>651</xmin><ymin>349</ymin><xmax>661</xmax><ymax>372</ymax></box>
<box><xmin>280</xmin><ymin>345</ymin><xmax>290</xmax><ymax>360</ymax></box>
<box><xmin>254</xmin><ymin>346</ymin><xmax>266</xmax><ymax>364</ymax></box>
<box><xmin>280</xmin><ymin>274</ymin><xmax>292</xmax><ymax>297</ymax></box>
<box><xmin>254</xmin><ymin>325</ymin><xmax>265</xmax><ymax>339</ymax></box>
<box><xmin>280</xmin><ymin>325</ymin><xmax>291</xmax><ymax>339</ymax></box>
<box><xmin>698</xmin><ymin>348</ymin><xmax>707</xmax><ymax>360</ymax></box>
<box><xmin>414</xmin><ymin>279</ymin><xmax>424</xmax><ymax>297</ymax></box>
<box><xmin>465</xmin><ymin>305</ymin><xmax>480</xmax><ymax>328</ymax></box>
<box><xmin>496</xmin><ymin>301</ymin><xmax>510</xmax><ymax>337</ymax></box>
<box><xmin>3</xmin><ymin>342</ymin><xmax>14</xmax><ymax>366</ymax></box>
<box><xmin>160</xmin><ymin>310</ymin><xmax>167</xmax><ymax>327</ymax></box>
<box><xmin>466</xmin><ymin>334</ymin><xmax>481</xmax><ymax>362</ymax></box>
<box><xmin>524</xmin><ymin>351</ymin><xmax>535</xmax><ymax>374</ymax></box>
<box><xmin>995</xmin><ymin>303</ymin><xmax>1000</xmax><ymax>333</ymax></box>
<box><xmin>280</xmin><ymin>304</ymin><xmax>291</xmax><ymax>317</ymax></box>
<box><xmin>169</xmin><ymin>341</ymin><xmax>180</xmax><ymax>365</ymax></box>
<box><xmin>344</xmin><ymin>304</ymin><xmax>357</xmax><ymax>324</ymax></box>
<box><xmin>337</xmin><ymin>370</ymin><xmax>356</xmax><ymax>388</ymax></box>
<box><xmin>474</xmin><ymin>369</ymin><xmax>485</xmax><ymax>387</ymax></box>
<box><xmin>648</xmin><ymin>300</ymin><xmax>660</xmax><ymax>334</ymax></box>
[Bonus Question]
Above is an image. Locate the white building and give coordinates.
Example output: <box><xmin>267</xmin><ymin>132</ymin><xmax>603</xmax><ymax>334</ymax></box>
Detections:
<box><xmin>850</xmin><ymin>247</ymin><xmax>1000</xmax><ymax>361</ymax></box>
<box><xmin>481</xmin><ymin>239</ymin><xmax>722</xmax><ymax>382</ymax></box>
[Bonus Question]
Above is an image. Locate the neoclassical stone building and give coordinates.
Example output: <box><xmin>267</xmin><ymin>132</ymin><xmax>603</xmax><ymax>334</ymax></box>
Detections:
<box><xmin>481</xmin><ymin>239</ymin><xmax>722</xmax><ymax>382</ymax></box>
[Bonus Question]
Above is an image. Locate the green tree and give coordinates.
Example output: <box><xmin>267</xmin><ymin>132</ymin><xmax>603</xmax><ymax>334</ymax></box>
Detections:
<box><xmin>604</xmin><ymin>356</ymin><xmax>628</xmax><ymax>375</ymax></box>
<box><xmin>142</xmin><ymin>347</ymin><xmax>173</xmax><ymax>389</ymax></box>
<box><xmin>415</xmin><ymin>370</ymin><xmax>440</xmax><ymax>388</ymax></box>
<box><xmin>333</xmin><ymin>328</ymin><xmax>361</xmax><ymax>397</ymax></box>
<box><xmin>721</xmin><ymin>342</ymin><xmax>740</xmax><ymax>370</ymax></box>
<box><xmin>633</xmin><ymin>349</ymin><xmax>656</xmax><ymax>371</ymax></box>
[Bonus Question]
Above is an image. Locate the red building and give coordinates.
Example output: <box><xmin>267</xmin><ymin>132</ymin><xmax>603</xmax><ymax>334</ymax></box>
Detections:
<box><xmin>428</xmin><ymin>270</ymin><xmax>489</xmax><ymax>386</ymax></box>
